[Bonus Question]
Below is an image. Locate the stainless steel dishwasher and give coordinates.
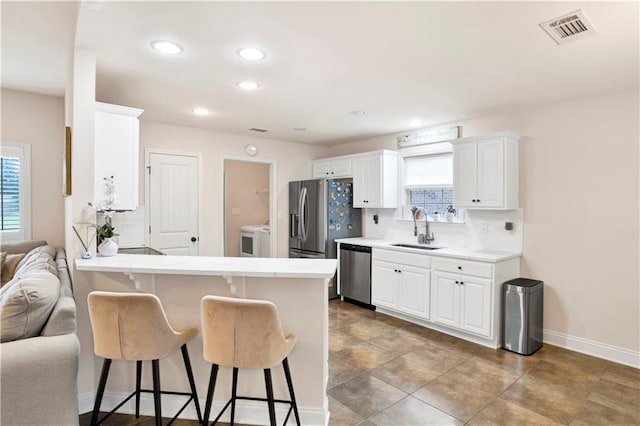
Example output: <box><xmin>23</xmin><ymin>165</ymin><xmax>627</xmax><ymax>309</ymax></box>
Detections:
<box><xmin>339</xmin><ymin>243</ymin><xmax>372</xmax><ymax>306</ymax></box>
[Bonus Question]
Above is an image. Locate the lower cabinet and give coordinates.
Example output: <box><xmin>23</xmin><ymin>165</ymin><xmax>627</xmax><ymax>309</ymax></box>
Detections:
<box><xmin>371</xmin><ymin>249</ymin><xmax>430</xmax><ymax>320</ymax></box>
<box><xmin>370</xmin><ymin>248</ymin><xmax>520</xmax><ymax>347</ymax></box>
<box><xmin>431</xmin><ymin>271</ymin><xmax>492</xmax><ymax>338</ymax></box>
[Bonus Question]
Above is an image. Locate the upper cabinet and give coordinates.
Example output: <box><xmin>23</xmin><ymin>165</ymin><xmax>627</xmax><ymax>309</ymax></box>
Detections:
<box><xmin>312</xmin><ymin>158</ymin><xmax>352</xmax><ymax>178</ymax></box>
<box><xmin>94</xmin><ymin>102</ymin><xmax>144</xmax><ymax>211</ymax></box>
<box><xmin>453</xmin><ymin>132</ymin><xmax>519</xmax><ymax>210</ymax></box>
<box><xmin>352</xmin><ymin>150</ymin><xmax>398</xmax><ymax>209</ymax></box>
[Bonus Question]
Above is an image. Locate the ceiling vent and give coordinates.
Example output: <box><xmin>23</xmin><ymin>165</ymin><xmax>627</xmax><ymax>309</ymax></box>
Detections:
<box><xmin>249</xmin><ymin>128</ymin><xmax>269</xmax><ymax>133</ymax></box>
<box><xmin>539</xmin><ymin>9</ymin><xmax>597</xmax><ymax>45</ymax></box>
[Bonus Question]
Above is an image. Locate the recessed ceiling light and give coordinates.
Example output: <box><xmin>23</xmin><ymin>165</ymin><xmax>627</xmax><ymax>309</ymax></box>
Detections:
<box><xmin>151</xmin><ymin>40</ymin><xmax>183</xmax><ymax>55</ymax></box>
<box><xmin>350</xmin><ymin>110</ymin><xmax>366</xmax><ymax>115</ymax></box>
<box><xmin>408</xmin><ymin>119</ymin><xmax>422</xmax><ymax>127</ymax></box>
<box><xmin>237</xmin><ymin>81</ymin><xmax>260</xmax><ymax>90</ymax></box>
<box><xmin>237</xmin><ymin>47</ymin><xmax>266</xmax><ymax>61</ymax></box>
<box><xmin>191</xmin><ymin>108</ymin><xmax>210</xmax><ymax>116</ymax></box>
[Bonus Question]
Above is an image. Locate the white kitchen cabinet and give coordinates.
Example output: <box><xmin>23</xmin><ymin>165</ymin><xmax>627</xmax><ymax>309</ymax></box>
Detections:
<box><xmin>312</xmin><ymin>158</ymin><xmax>352</xmax><ymax>178</ymax></box>
<box><xmin>453</xmin><ymin>132</ymin><xmax>519</xmax><ymax>209</ymax></box>
<box><xmin>94</xmin><ymin>102</ymin><xmax>143</xmax><ymax>210</ymax></box>
<box><xmin>372</xmin><ymin>248</ymin><xmax>430</xmax><ymax>319</ymax></box>
<box><xmin>431</xmin><ymin>270</ymin><xmax>492</xmax><ymax>337</ymax></box>
<box><xmin>352</xmin><ymin>150</ymin><xmax>398</xmax><ymax>208</ymax></box>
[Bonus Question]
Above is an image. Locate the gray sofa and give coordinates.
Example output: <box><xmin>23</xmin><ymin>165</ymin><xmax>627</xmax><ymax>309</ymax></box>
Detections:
<box><xmin>0</xmin><ymin>240</ymin><xmax>80</xmax><ymax>425</ymax></box>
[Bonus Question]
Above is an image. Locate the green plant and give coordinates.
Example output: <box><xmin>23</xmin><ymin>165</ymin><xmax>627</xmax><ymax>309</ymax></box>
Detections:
<box><xmin>97</xmin><ymin>222</ymin><xmax>118</xmax><ymax>245</ymax></box>
<box><xmin>446</xmin><ymin>205</ymin><xmax>456</xmax><ymax>214</ymax></box>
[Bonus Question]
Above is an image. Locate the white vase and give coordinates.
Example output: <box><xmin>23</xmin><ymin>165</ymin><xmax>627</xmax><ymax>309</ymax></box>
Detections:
<box><xmin>445</xmin><ymin>212</ymin><xmax>454</xmax><ymax>222</ymax></box>
<box><xmin>98</xmin><ymin>237</ymin><xmax>118</xmax><ymax>257</ymax></box>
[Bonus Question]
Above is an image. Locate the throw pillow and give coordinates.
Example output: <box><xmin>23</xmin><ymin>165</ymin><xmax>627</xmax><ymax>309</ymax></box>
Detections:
<box><xmin>1</xmin><ymin>253</ymin><xmax>26</xmax><ymax>286</ymax></box>
<box><xmin>0</xmin><ymin>270</ymin><xmax>60</xmax><ymax>342</ymax></box>
<box><xmin>0</xmin><ymin>252</ymin><xmax>6</xmax><ymax>278</ymax></box>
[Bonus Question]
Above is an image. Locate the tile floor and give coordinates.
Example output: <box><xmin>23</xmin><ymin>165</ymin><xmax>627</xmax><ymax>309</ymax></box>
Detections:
<box><xmin>80</xmin><ymin>299</ymin><xmax>639</xmax><ymax>425</ymax></box>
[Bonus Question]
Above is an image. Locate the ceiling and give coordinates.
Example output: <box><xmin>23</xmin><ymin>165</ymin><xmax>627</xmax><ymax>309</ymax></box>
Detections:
<box><xmin>3</xmin><ymin>2</ymin><xmax>639</xmax><ymax>145</ymax></box>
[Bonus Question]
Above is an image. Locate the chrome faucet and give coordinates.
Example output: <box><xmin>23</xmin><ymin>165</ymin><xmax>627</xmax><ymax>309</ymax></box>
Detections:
<box><xmin>411</xmin><ymin>206</ymin><xmax>435</xmax><ymax>245</ymax></box>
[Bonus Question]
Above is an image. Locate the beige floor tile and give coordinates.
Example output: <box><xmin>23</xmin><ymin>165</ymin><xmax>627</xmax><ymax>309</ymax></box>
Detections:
<box><xmin>367</xmin><ymin>328</ymin><xmax>427</xmax><ymax>357</ymax></box>
<box><xmin>541</xmin><ymin>346</ymin><xmax>614</xmax><ymax>375</ymax></box>
<box><xmin>412</xmin><ymin>372</ymin><xmax>496</xmax><ymax>422</ymax></box>
<box><xmin>467</xmin><ymin>398</ymin><xmax>560</xmax><ymax>425</ymax></box>
<box><xmin>523</xmin><ymin>359</ymin><xmax>601</xmax><ymax>398</ymax></box>
<box><xmin>334</xmin><ymin>340</ymin><xmax>397</xmax><ymax>370</ymax></box>
<box><xmin>601</xmin><ymin>362</ymin><xmax>640</xmax><ymax>390</ymax></box>
<box><xmin>587</xmin><ymin>378</ymin><xmax>640</xmax><ymax>420</ymax></box>
<box><xmin>401</xmin><ymin>341</ymin><xmax>470</xmax><ymax>373</ymax></box>
<box><xmin>470</xmin><ymin>345</ymin><xmax>545</xmax><ymax>376</ymax></box>
<box><xmin>371</xmin><ymin>357</ymin><xmax>442</xmax><ymax>393</ymax></box>
<box><xmin>499</xmin><ymin>376</ymin><xmax>586</xmax><ymax>424</ymax></box>
<box><xmin>330</xmin><ymin>328</ymin><xmax>366</xmax><ymax>355</ymax></box>
<box><xmin>328</xmin><ymin>375</ymin><xmax>407</xmax><ymax>418</ymax></box>
<box><xmin>443</xmin><ymin>357</ymin><xmax>519</xmax><ymax>395</ymax></box>
<box><xmin>330</xmin><ymin>311</ymin><xmax>364</xmax><ymax>329</ymax></box>
<box><xmin>570</xmin><ymin>400</ymin><xmax>639</xmax><ymax>425</ymax></box>
<box><xmin>339</xmin><ymin>319</ymin><xmax>397</xmax><ymax>341</ymax></box>
<box><xmin>329</xmin><ymin>356</ymin><xmax>369</xmax><ymax>389</ymax></box>
<box><xmin>369</xmin><ymin>396</ymin><xmax>463</xmax><ymax>426</ymax></box>
<box><xmin>328</xmin><ymin>396</ymin><xmax>366</xmax><ymax>426</ymax></box>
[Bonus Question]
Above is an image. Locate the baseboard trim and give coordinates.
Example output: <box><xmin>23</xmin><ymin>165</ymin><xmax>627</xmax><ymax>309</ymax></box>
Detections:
<box><xmin>78</xmin><ymin>391</ymin><xmax>327</xmax><ymax>425</ymax></box>
<box><xmin>543</xmin><ymin>329</ymin><xmax>639</xmax><ymax>368</ymax></box>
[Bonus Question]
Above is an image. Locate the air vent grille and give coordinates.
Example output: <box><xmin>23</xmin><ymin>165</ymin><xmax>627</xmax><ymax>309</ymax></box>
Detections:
<box><xmin>249</xmin><ymin>128</ymin><xmax>268</xmax><ymax>133</ymax></box>
<box><xmin>540</xmin><ymin>9</ymin><xmax>597</xmax><ymax>45</ymax></box>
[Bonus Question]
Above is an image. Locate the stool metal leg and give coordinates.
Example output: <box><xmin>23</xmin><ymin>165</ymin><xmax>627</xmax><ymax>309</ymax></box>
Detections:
<box><xmin>91</xmin><ymin>358</ymin><xmax>112</xmax><ymax>426</ymax></box>
<box><xmin>135</xmin><ymin>360</ymin><xmax>142</xmax><ymax>418</ymax></box>
<box><xmin>181</xmin><ymin>344</ymin><xmax>202</xmax><ymax>423</ymax></box>
<box><xmin>152</xmin><ymin>359</ymin><xmax>162</xmax><ymax>426</ymax></box>
<box><xmin>263</xmin><ymin>369</ymin><xmax>277</xmax><ymax>426</ymax></box>
<box><xmin>230</xmin><ymin>368</ymin><xmax>239</xmax><ymax>425</ymax></box>
<box><xmin>282</xmin><ymin>358</ymin><xmax>301</xmax><ymax>426</ymax></box>
<box><xmin>203</xmin><ymin>364</ymin><xmax>219</xmax><ymax>426</ymax></box>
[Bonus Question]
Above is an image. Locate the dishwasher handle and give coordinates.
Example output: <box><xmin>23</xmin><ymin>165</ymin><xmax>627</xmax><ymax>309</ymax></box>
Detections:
<box><xmin>340</xmin><ymin>243</ymin><xmax>371</xmax><ymax>253</ymax></box>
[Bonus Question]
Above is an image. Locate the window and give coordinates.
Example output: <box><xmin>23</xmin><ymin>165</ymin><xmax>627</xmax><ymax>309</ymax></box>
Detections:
<box><xmin>1</xmin><ymin>143</ymin><xmax>31</xmax><ymax>241</ymax></box>
<box><xmin>402</xmin><ymin>142</ymin><xmax>461</xmax><ymax>221</ymax></box>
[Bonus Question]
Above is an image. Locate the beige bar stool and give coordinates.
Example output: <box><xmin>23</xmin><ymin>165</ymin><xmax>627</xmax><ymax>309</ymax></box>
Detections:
<box><xmin>87</xmin><ymin>291</ymin><xmax>202</xmax><ymax>426</ymax></box>
<box><xmin>201</xmin><ymin>295</ymin><xmax>300</xmax><ymax>426</ymax></box>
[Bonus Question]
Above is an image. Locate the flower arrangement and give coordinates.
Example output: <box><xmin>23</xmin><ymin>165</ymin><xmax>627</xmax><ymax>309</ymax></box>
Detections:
<box><xmin>89</xmin><ymin>176</ymin><xmax>120</xmax><ymax>245</ymax></box>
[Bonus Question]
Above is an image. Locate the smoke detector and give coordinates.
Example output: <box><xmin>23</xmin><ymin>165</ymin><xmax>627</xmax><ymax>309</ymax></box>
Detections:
<box><xmin>539</xmin><ymin>9</ymin><xmax>597</xmax><ymax>45</ymax></box>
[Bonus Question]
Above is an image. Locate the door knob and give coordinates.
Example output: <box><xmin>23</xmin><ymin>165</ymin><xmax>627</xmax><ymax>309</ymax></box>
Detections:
<box><xmin>191</xmin><ymin>237</ymin><xmax>197</xmax><ymax>242</ymax></box>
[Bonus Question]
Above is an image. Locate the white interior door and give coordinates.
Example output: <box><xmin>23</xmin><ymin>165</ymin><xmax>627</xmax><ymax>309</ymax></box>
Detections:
<box><xmin>148</xmin><ymin>152</ymin><xmax>199</xmax><ymax>255</ymax></box>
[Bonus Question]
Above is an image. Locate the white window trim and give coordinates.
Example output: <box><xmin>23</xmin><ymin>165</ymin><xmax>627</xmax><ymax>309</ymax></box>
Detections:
<box><xmin>1</xmin><ymin>142</ymin><xmax>32</xmax><ymax>241</ymax></box>
<box><xmin>398</xmin><ymin>142</ymin><xmax>465</xmax><ymax>223</ymax></box>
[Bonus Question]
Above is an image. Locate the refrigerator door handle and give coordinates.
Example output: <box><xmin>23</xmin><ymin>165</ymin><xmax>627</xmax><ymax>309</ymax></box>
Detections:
<box><xmin>290</xmin><ymin>214</ymin><xmax>299</xmax><ymax>238</ymax></box>
<box><xmin>300</xmin><ymin>186</ymin><xmax>309</xmax><ymax>242</ymax></box>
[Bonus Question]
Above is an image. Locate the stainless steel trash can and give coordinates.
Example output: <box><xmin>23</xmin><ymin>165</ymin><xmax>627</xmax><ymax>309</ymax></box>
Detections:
<box><xmin>502</xmin><ymin>278</ymin><xmax>543</xmax><ymax>355</ymax></box>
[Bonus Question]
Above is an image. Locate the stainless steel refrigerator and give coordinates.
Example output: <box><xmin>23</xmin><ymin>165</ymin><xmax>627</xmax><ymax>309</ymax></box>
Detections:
<box><xmin>289</xmin><ymin>178</ymin><xmax>362</xmax><ymax>299</ymax></box>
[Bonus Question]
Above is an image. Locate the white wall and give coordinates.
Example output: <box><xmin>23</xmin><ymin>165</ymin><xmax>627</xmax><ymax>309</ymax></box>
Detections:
<box><xmin>138</xmin><ymin>121</ymin><xmax>328</xmax><ymax>257</ymax></box>
<box><xmin>1</xmin><ymin>88</ymin><xmax>65</xmax><ymax>246</ymax></box>
<box><xmin>326</xmin><ymin>89</ymin><xmax>640</xmax><ymax>359</ymax></box>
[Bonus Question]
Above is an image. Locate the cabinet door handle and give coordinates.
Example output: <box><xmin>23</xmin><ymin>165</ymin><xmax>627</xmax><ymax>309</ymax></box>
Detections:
<box><xmin>460</xmin><ymin>281</ymin><xmax>465</xmax><ymax>285</ymax></box>
<box><xmin>457</xmin><ymin>266</ymin><xmax>462</xmax><ymax>270</ymax></box>
<box><xmin>477</xmin><ymin>199</ymin><xmax>480</xmax><ymax>203</ymax></box>
<box><xmin>455</xmin><ymin>280</ymin><xmax>459</xmax><ymax>284</ymax></box>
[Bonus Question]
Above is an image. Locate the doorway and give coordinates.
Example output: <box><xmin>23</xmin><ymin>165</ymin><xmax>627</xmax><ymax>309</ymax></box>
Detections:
<box><xmin>222</xmin><ymin>158</ymin><xmax>275</xmax><ymax>257</ymax></box>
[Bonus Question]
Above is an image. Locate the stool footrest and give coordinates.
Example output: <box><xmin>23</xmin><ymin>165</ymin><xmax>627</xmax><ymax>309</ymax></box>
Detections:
<box><xmin>210</xmin><ymin>396</ymin><xmax>295</xmax><ymax>426</ymax></box>
<box><xmin>94</xmin><ymin>389</ymin><xmax>195</xmax><ymax>426</ymax></box>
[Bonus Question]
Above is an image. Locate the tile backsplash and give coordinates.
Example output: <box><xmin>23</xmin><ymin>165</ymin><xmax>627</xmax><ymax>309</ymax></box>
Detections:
<box><xmin>362</xmin><ymin>208</ymin><xmax>523</xmax><ymax>252</ymax></box>
<box><xmin>97</xmin><ymin>206</ymin><xmax>146</xmax><ymax>248</ymax></box>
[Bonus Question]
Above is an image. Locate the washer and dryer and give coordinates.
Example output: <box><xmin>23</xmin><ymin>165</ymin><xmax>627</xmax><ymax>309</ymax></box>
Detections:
<box><xmin>239</xmin><ymin>225</ymin><xmax>271</xmax><ymax>257</ymax></box>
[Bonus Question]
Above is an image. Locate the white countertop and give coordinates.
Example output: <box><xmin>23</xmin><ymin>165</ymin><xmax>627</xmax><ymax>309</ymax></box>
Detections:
<box><xmin>76</xmin><ymin>254</ymin><xmax>338</xmax><ymax>279</ymax></box>
<box><xmin>335</xmin><ymin>238</ymin><xmax>521</xmax><ymax>262</ymax></box>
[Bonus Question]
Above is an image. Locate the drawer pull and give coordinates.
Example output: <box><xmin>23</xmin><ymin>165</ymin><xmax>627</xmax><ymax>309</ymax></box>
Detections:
<box><xmin>458</xmin><ymin>266</ymin><xmax>462</xmax><ymax>270</ymax></box>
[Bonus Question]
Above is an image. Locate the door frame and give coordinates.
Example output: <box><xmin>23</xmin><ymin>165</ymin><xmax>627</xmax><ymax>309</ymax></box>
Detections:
<box><xmin>145</xmin><ymin>148</ymin><xmax>203</xmax><ymax>254</ymax></box>
<box><xmin>220</xmin><ymin>156</ymin><xmax>277</xmax><ymax>257</ymax></box>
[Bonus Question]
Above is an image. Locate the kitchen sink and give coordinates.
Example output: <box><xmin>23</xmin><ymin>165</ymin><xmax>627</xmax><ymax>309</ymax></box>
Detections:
<box><xmin>391</xmin><ymin>243</ymin><xmax>442</xmax><ymax>250</ymax></box>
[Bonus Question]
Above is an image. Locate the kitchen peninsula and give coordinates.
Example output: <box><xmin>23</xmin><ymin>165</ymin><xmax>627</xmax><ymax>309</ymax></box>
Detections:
<box><xmin>76</xmin><ymin>255</ymin><xmax>337</xmax><ymax>425</ymax></box>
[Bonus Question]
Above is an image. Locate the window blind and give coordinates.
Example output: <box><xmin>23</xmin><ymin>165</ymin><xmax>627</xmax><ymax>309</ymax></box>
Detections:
<box><xmin>1</xmin><ymin>156</ymin><xmax>21</xmax><ymax>231</ymax></box>
<box><xmin>404</xmin><ymin>153</ymin><xmax>453</xmax><ymax>188</ymax></box>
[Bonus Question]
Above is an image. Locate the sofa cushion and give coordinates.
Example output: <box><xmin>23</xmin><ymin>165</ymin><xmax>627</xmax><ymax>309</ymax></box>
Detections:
<box><xmin>0</xmin><ymin>240</ymin><xmax>47</xmax><ymax>255</ymax></box>
<box><xmin>0</xmin><ymin>271</ymin><xmax>60</xmax><ymax>342</ymax></box>
<box><xmin>14</xmin><ymin>252</ymin><xmax>57</xmax><ymax>278</ymax></box>
<box><xmin>1</xmin><ymin>253</ymin><xmax>26</xmax><ymax>286</ymax></box>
